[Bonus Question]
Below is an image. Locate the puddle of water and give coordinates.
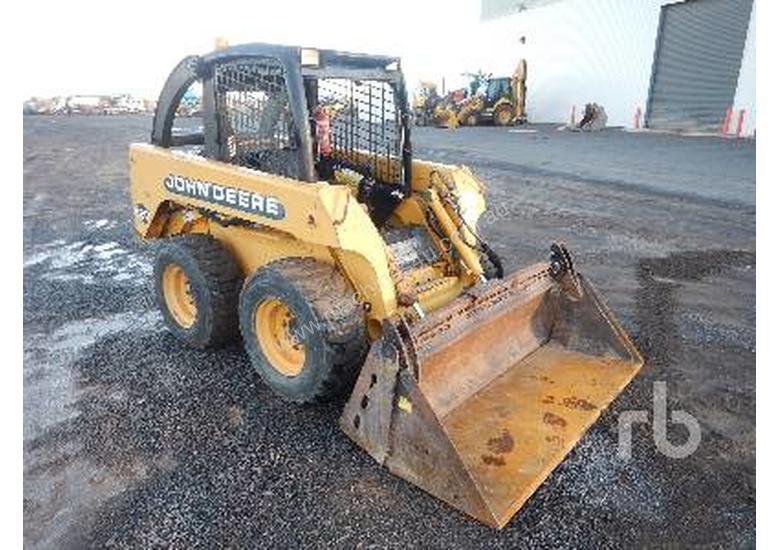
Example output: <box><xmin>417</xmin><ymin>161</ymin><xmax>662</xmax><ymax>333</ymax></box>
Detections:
<box><xmin>24</xmin><ymin>308</ymin><xmax>170</xmax><ymax>548</ymax></box>
<box><xmin>24</xmin><ymin>310</ymin><xmax>163</xmax><ymax>441</ymax></box>
<box><xmin>84</xmin><ymin>219</ymin><xmax>116</xmax><ymax>231</ymax></box>
<box><xmin>24</xmin><ymin>221</ymin><xmax>151</xmax><ymax>286</ymax></box>
<box><xmin>636</xmin><ymin>249</ymin><xmax>755</xmax><ymax>365</ymax></box>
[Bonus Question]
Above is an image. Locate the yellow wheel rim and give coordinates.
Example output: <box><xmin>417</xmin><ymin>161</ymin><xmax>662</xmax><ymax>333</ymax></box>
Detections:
<box><xmin>496</xmin><ymin>109</ymin><xmax>512</xmax><ymax>126</ymax></box>
<box><xmin>255</xmin><ymin>298</ymin><xmax>306</xmax><ymax>377</ymax></box>
<box><xmin>162</xmin><ymin>263</ymin><xmax>197</xmax><ymax>328</ymax></box>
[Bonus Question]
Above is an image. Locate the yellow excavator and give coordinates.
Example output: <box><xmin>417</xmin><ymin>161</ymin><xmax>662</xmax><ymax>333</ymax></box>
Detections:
<box><xmin>129</xmin><ymin>43</ymin><xmax>642</xmax><ymax>528</ymax></box>
<box><xmin>436</xmin><ymin>60</ymin><xmax>528</xmax><ymax>128</ymax></box>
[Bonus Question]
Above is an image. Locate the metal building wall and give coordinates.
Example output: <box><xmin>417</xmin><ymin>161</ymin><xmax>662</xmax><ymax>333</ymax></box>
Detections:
<box><xmin>477</xmin><ymin>0</ymin><xmax>666</xmax><ymax>127</ymax></box>
<box><xmin>731</xmin><ymin>0</ymin><xmax>756</xmax><ymax>135</ymax></box>
<box><xmin>476</xmin><ymin>0</ymin><xmax>756</xmax><ymax>132</ymax></box>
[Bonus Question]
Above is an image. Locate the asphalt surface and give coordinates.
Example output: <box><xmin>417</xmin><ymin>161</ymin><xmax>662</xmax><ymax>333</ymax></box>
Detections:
<box><xmin>414</xmin><ymin>124</ymin><xmax>756</xmax><ymax>207</ymax></box>
<box><xmin>23</xmin><ymin>116</ymin><xmax>755</xmax><ymax>548</ymax></box>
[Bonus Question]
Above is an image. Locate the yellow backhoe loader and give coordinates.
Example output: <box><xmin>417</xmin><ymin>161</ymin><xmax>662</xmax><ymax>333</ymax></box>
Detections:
<box><xmin>129</xmin><ymin>43</ymin><xmax>642</xmax><ymax>528</ymax></box>
<box><xmin>436</xmin><ymin>60</ymin><xmax>528</xmax><ymax>129</ymax></box>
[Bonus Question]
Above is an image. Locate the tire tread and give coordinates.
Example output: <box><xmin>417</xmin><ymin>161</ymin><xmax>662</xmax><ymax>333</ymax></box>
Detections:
<box><xmin>250</xmin><ymin>257</ymin><xmax>368</xmax><ymax>401</ymax></box>
<box><xmin>157</xmin><ymin>234</ymin><xmax>242</xmax><ymax>348</ymax></box>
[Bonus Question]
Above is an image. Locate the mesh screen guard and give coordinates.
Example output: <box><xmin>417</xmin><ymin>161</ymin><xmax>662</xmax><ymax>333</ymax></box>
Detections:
<box><xmin>315</xmin><ymin>78</ymin><xmax>403</xmax><ymax>185</ymax></box>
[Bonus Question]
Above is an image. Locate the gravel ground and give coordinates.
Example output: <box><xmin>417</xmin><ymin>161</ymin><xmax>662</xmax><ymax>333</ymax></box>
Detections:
<box><xmin>23</xmin><ymin>116</ymin><xmax>755</xmax><ymax>548</ymax></box>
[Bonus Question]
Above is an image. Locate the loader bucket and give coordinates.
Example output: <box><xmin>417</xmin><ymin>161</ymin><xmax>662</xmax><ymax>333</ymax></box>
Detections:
<box><xmin>340</xmin><ymin>258</ymin><xmax>642</xmax><ymax>528</ymax></box>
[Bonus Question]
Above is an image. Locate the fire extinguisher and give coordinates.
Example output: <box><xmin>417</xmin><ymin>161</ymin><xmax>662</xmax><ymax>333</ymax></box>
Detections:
<box><xmin>314</xmin><ymin>107</ymin><xmax>335</xmax><ymax>179</ymax></box>
<box><xmin>314</xmin><ymin>107</ymin><xmax>332</xmax><ymax>156</ymax></box>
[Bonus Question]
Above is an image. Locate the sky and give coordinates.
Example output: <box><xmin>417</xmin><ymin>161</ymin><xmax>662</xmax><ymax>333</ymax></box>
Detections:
<box><xmin>22</xmin><ymin>0</ymin><xmax>489</xmax><ymax>99</ymax></box>
<box><xmin>24</xmin><ymin>0</ymin><xmax>718</xmax><ymax>129</ymax></box>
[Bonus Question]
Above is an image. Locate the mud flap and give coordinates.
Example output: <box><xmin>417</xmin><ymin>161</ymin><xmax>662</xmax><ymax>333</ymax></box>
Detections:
<box><xmin>340</xmin><ymin>261</ymin><xmax>643</xmax><ymax>528</ymax></box>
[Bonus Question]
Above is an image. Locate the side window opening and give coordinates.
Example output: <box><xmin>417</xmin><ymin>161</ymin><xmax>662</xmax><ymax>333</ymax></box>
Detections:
<box><xmin>170</xmin><ymin>81</ymin><xmax>205</xmax><ymax>155</ymax></box>
<box><xmin>214</xmin><ymin>58</ymin><xmax>297</xmax><ymax>178</ymax></box>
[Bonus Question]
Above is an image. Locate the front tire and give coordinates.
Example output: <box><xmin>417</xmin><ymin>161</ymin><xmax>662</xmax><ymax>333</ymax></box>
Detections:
<box><xmin>239</xmin><ymin>258</ymin><xmax>368</xmax><ymax>403</ymax></box>
<box><xmin>154</xmin><ymin>234</ymin><xmax>242</xmax><ymax>349</ymax></box>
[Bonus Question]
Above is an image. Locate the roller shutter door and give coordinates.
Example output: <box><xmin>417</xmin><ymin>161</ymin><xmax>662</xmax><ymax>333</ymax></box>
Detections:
<box><xmin>646</xmin><ymin>0</ymin><xmax>753</xmax><ymax>132</ymax></box>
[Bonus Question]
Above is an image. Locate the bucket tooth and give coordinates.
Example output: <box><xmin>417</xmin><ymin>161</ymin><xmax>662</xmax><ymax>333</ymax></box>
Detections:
<box><xmin>341</xmin><ymin>259</ymin><xmax>643</xmax><ymax>528</ymax></box>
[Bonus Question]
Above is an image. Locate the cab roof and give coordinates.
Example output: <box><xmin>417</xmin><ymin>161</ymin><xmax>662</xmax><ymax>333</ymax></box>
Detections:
<box><xmin>200</xmin><ymin>42</ymin><xmax>401</xmax><ymax>74</ymax></box>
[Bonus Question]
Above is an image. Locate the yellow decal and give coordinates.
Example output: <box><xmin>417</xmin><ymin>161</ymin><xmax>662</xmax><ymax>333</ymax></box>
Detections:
<box><xmin>398</xmin><ymin>395</ymin><xmax>413</xmax><ymax>413</ymax></box>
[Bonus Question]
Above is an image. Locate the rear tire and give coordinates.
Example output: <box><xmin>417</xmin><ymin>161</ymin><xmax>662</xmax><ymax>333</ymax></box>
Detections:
<box><xmin>154</xmin><ymin>234</ymin><xmax>242</xmax><ymax>349</ymax></box>
<box><xmin>493</xmin><ymin>105</ymin><xmax>514</xmax><ymax>126</ymax></box>
<box><xmin>239</xmin><ymin>258</ymin><xmax>368</xmax><ymax>403</ymax></box>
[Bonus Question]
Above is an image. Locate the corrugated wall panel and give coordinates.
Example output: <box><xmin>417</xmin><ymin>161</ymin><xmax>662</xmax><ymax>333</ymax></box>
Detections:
<box><xmin>646</xmin><ymin>0</ymin><xmax>753</xmax><ymax>132</ymax></box>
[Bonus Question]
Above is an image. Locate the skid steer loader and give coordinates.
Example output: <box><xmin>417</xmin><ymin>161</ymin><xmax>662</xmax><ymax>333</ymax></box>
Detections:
<box><xmin>129</xmin><ymin>43</ymin><xmax>642</xmax><ymax>528</ymax></box>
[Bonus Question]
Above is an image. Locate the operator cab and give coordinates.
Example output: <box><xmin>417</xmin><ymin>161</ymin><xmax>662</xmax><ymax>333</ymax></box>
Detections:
<box><xmin>483</xmin><ymin>77</ymin><xmax>512</xmax><ymax>107</ymax></box>
<box><xmin>151</xmin><ymin>44</ymin><xmax>412</xmax><ymax>226</ymax></box>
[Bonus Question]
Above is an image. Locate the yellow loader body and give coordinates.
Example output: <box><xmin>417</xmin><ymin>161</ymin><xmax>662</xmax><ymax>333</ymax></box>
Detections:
<box><xmin>130</xmin><ymin>143</ymin><xmax>488</xmax><ymax>325</ymax></box>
